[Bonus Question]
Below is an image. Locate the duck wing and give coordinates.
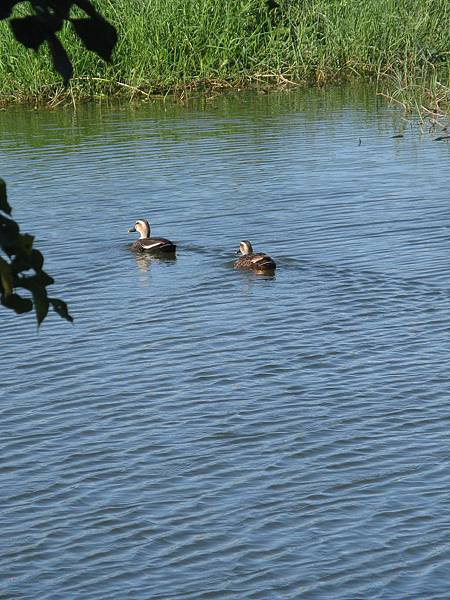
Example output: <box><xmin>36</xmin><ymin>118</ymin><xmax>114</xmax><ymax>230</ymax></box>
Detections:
<box><xmin>134</xmin><ymin>237</ymin><xmax>176</xmax><ymax>253</ymax></box>
<box><xmin>250</xmin><ymin>253</ymin><xmax>276</xmax><ymax>270</ymax></box>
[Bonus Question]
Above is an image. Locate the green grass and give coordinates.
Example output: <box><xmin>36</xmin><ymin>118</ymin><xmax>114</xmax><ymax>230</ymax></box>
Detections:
<box><xmin>0</xmin><ymin>0</ymin><xmax>448</xmax><ymax>113</ymax></box>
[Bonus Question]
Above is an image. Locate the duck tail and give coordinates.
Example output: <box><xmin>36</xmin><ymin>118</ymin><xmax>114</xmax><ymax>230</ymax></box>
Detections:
<box><xmin>255</xmin><ymin>258</ymin><xmax>276</xmax><ymax>272</ymax></box>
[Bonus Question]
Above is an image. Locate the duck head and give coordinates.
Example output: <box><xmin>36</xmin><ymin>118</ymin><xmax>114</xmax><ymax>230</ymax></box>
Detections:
<box><xmin>128</xmin><ymin>219</ymin><xmax>150</xmax><ymax>239</ymax></box>
<box><xmin>236</xmin><ymin>240</ymin><xmax>253</xmax><ymax>255</ymax></box>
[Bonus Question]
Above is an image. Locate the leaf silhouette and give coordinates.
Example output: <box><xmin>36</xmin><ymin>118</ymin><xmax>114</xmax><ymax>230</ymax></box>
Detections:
<box><xmin>0</xmin><ymin>179</ymin><xmax>12</xmax><ymax>215</ymax></box>
<box><xmin>0</xmin><ymin>0</ymin><xmax>20</xmax><ymax>20</ymax></box>
<box><xmin>71</xmin><ymin>17</ymin><xmax>117</xmax><ymax>62</ymax></box>
<box><xmin>49</xmin><ymin>297</ymin><xmax>74</xmax><ymax>323</ymax></box>
<box><xmin>10</xmin><ymin>16</ymin><xmax>50</xmax><ymax>50</ymax></box>
<box><xmin>47</xmin><ymin>33</ymin><xmax>73</xmax><ymax>85</ymax></box>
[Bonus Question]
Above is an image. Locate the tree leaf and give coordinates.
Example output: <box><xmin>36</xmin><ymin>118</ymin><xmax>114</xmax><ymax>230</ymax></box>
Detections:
<box><xmin>1</xmin><ymin>292</ymin><xmax>33</xmax><ymax>314</ymax></box>
<box><xmin>49</xmin><ymin>0</ymin><xmax>73</xmax><ymax>20</ymax></box>
<box><xmin>0</xmin><ymin>256</ymin><xmax>14</xmax><ymax>296</ymax></box>
<box><xmin>71</xmin><ymin>17</ymin><xmax>117</xmax><ymax>62</ymax></box>
<box><xmin>14</xmin><ymin>232</ymin><xmax>34</xmax><ymax>255</ymax></box>
<box><xmin>0</xmin><ymin>179</ymin><xmax>12</xmax><ymax>215</ymax></box>
<box><xmin>74</xmin><ymin>0</ymin><xmax>99</xmax><ymax>19</ymax></box>
<box><xmin>10</xmin><ymin>254</ymin><xmax>30</xmax><ymax>274</ymax></box>
<box><xmin>28</xmin><ymin>249</ymin><xmax>44</xmax><ymax>270</ymax></box>
<box><xmin>47</xmin><ymin>33</ymin><xmax>73</xmax><ymax>85</ymax></box>
<box><xmin>0</xmin><ymin>214</ymin><xmax>19</xmax><ymax>247</ymax></box>
<box><xmin>18</xmin><ymin>271</ymin><xmax>54</xmax><ymax>291</ymax></box>
<box><xmin>11</xmin><ymin>248</ymin><xmax>43</xmax><ymax>273</ymax></box>
<box><xmin>32</xmin><ymin>286</ymin><xmax>49</xmax><ymax>325</ymax></box>
<box><xmin>0</xmin><ymin>0</ymin><xmax>21</xmax><ymax>20</ymax></box>
<box><xmin>10</xmin><ymin>16</ymin><xmax>50</xmax><ymax>50</ymax></box>
<box><xmin>49</xmin><ymin>297</ymin><xmax>73</xmax><ymax>323</ymax></box>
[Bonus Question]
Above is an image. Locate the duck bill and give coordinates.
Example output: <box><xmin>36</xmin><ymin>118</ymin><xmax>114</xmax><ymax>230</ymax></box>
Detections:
<box><xmin>128</xmin><ymin>226</ymin><xmax>136</xmax><ymax>233</ymax></box>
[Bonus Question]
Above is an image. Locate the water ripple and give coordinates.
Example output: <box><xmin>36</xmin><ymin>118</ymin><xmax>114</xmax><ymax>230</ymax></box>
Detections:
<box><xmin>1</xmin><ymin>88</ymin><xmax>450</xmax><ymax>599</ymax></box>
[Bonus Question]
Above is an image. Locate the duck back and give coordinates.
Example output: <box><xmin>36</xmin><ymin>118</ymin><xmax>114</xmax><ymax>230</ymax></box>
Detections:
<box><xmin>234</xmin><ymin>252</ymin><xmax>276</xmax><ymax>273</ymax></box>
<box><xmin>132</xmin><ymin>237</ymin><xmax>176</xmax><ymax>255</ymax></box>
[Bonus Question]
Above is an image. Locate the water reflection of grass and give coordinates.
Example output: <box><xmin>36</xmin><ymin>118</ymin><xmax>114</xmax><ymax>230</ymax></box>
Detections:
<box><xmin>0</xmin><ymin>0</ymin><xmax>448</xmax><ymax>116</ymax></box>
<box><xmin>0</xmin><ymin>85</ymin><xmax>406</xmax><ymax>151</ymax></box>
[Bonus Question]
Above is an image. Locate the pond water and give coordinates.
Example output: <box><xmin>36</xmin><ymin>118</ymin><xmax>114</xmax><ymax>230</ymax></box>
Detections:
<box><xmin>1</xmin><ymin>86</ymin><xmax>450</xmax><ymax>599</ymax></box>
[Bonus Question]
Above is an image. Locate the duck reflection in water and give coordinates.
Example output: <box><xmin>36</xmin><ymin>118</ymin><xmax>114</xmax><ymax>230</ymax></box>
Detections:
<box><xmin>133</xmin><ymin>252</ymin><xmax>176</xmax><ymax>287</ymax></box>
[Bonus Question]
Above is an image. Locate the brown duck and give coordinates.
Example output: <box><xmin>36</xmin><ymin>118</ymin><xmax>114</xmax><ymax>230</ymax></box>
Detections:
<box><xmin>234</xmin><ymin>240</ymin><xmax>276</xmax><ymax>274</ymax></box>
<box><xmin>128</xmin><ymin>219</ymin><xmax>176</xmax><ymax>255</ymax></box>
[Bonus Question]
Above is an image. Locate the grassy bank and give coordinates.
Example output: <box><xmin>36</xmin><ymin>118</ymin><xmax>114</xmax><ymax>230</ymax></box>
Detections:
<box><xmin>0</xmin><ymin>0</ymin><xmax>448</xmax><ymax>114</ymax></box>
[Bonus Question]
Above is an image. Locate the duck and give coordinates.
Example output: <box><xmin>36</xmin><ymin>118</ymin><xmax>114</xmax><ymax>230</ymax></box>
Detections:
<box><xmin>234</xmin><ymin>240</ymin><xmax>276</xmax><ymax>274</ymax></box>
<box><xmin>128</xmin><ymin>219</ymin><xmax>176</xmax><ymax>255</ymax></box>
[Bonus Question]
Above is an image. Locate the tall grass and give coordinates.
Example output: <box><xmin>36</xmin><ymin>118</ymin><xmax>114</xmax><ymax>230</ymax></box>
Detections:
<box><xmin>0</xmin><ymin>0</ymin><xmax>448</xmax><ymax>111</ymax></box>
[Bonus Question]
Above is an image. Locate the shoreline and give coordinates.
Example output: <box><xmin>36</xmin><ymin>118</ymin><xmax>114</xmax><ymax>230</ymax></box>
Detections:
<box><xmin>0</xmin><ymin>74</ymin><xmax>447</xmax><ymax>127</ymax></box>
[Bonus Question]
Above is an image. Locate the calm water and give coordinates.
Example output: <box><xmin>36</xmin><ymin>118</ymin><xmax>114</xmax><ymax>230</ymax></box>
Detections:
<box><xmin>1</xmin><ymin>87</ymin><xmax>450</xmax><ymax>599</ymax></box>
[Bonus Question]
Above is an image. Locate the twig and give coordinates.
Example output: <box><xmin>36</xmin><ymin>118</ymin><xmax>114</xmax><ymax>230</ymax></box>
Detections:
<box><xmin>73</xmin><ymin>76</ymin><xmax>150</xmax><ymax>97</ymax></box>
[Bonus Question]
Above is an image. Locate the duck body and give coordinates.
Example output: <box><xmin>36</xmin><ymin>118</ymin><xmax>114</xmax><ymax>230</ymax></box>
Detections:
<box><xmin>234</xmin><ymin>240</ymin><xmax>276</xmax><ymax>274</ymax></box>
<box><xmin>128</xmin><ymin>219</ymin><xmax>176</xmax><ymax>256</ymax></box>
<box><xmin>131</xmin><ymin>237</ymin><xmax>176</xmax><ymax>254</ymax></box>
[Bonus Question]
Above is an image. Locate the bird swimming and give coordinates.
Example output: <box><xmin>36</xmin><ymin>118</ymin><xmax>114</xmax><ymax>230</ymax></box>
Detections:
<box><xmin>234</xmin><ymin>240</ymin><xmax>276</xmax><ymax>274</ymax></box>
<box><xmin>128</xmin><ymin>219</ymin><xmax>176</xmax><ymax>255</ymax></box>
